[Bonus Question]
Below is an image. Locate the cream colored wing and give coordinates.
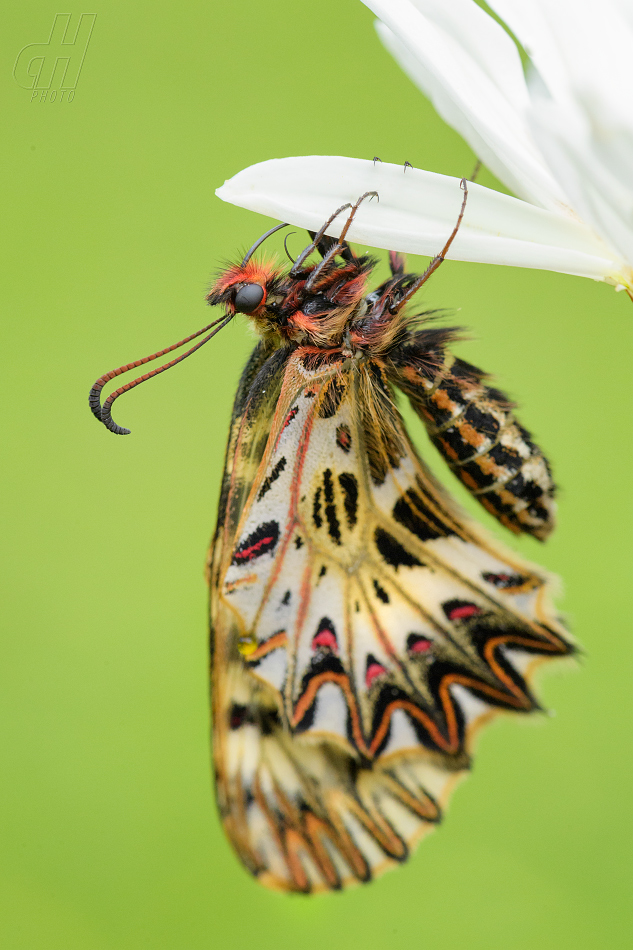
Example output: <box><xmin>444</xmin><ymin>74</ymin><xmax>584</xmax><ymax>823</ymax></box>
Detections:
<box><xmin>209</xmin><ymin>347</ymin><xmax>572</xmax><ymax>893</ymax></box>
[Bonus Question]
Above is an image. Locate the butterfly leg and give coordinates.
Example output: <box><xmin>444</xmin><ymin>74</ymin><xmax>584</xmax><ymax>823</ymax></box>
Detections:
<box><xmin>396</xmin><ymin>179</ymin><xmax>468</xmax><ymax>309</ymax></box>
<box><xmin>307</xmin><ymin>231</ymin><xmax>357</xmax><ymax>265</ymax></box>
<box><xmin>305</xmin><ymin>192</ymin><xmax>378</xmax><ymax>290</ymax></box>
<box><xmin>290</xmin><ymin>202</ymin><xmax>354</xmax><ymax>277</ymax></box>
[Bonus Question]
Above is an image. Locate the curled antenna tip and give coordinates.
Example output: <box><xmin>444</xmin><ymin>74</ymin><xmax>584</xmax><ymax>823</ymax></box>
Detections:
<box><xmin>89</xmin><ymin>313</ymin><xmax>233</xmax><ymax>435</ymax></box>
<box><xmin>101</xmin><ymin>399</ymin><xmax>131</xmax><ymax>435</ymax></box>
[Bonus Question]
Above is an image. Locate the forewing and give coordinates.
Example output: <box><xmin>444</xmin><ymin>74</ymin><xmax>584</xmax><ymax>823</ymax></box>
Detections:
<box><xmin>208</xmin><ymin>339</ymin><xmax>286</xmax><ymax>604</ymax></box>
<box><xmin>210</xmin><ymin>348</ymin><xmax>572</xmax><ymax>893</ymax></box>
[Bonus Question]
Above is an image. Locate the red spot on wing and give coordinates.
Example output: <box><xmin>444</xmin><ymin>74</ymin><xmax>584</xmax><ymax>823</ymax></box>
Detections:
<box><xmin>336</xmin><ymin>423</ymin><xmax>352</xmax><ymax>453</ymax></box>
<box><xmin>312</xmin><ymin>629</ymin><xmax>338</xmax><ymax>651</ymax></box>
<box><xmin>232</xmin><ymin>521</ymin><xmax>279</xmax><ymax>565</ymax></box>
<box><xmin>365</xmin><ymin>661</ymin><xmax>387</xmax><ymax>689</ymax></box>
<box><xmin>448</xmin><ymin>604</ymin><xmax>481</xmax><ymax>621</ymax></box>
<box><xmin>229</xmin><ymin>705</ymin><xmax>248</xmax><ymax>729</ymax></box>
<box><xmin>282</xmin><ymin>406</ymin><xmax>299</xmax><ymax>431</ymax></box>
<box><xmin>233</xmin><ymin>535</ymin><xmax>275</xmax><ymax>562</ymax></box>
<box><xmin>409</xmin><ymin>637</ymin><xmax>433</xmax><ymax>653</ymax></box>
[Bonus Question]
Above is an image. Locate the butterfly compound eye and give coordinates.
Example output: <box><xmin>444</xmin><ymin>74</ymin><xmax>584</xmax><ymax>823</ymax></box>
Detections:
<box><xmin>234</xmin><ymin>283</ymin><xmax>265</xmax><ymax>313</ymax></box>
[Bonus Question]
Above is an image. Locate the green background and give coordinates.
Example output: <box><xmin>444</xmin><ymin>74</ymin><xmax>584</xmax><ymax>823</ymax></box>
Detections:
<box><xmin>2</xmin><ymin>2</ymin><xmax>632</xmax><ymax>948</ymax></box>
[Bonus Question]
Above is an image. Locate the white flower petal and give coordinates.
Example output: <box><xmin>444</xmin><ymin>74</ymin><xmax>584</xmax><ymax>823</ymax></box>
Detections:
<box><xmin>490</xmin><ymin>0</ymin><xmax>633</xmax><ymax>279</ymax></box>
<box><xmin>491</xmin><ymin>0</ymin><xmax>633</xmax><ymax>125</ymax></box>
<box><xmin>486</xmin><ymin>0</ymin><xmax>572</xmax><ymax>107</ymax></box>
<box><xmin>364</xmin><ymin>0</ymin><xmax>565</xmax><ymax>210</ymax></box>
<box><xmin>530</xmin><ymin>104</ymin><xmax>633</xmax><ymax>273</ymax></box>
<box><xmin>375</xmin><ymin>23</ymin><xmax>533</xmax><ymax>204</ymax></box>
<box><xmin>216</xmin><ymin>156</ymin><xmax>616</xmax><ymax>280</ymax></box>
<box><xmin>364</xmin><ymin>0</ymin><xmax>633</xmax><ymax>293</ymax></box>
<box><xmin>613</xmin><ymin>0</ymin><xmax>633</xmax><ymax>32</ymax></box>
<box><xmin>398</xmin><ymin>0</ymin><xmax>529</xmax><ymax>111</ymax></box>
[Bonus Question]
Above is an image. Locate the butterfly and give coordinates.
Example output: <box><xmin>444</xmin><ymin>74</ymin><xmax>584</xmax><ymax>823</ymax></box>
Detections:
<box><xmin>90</xmin><ymin>183</ymin><xmax>573</xmax><ymax>893</ymax></box>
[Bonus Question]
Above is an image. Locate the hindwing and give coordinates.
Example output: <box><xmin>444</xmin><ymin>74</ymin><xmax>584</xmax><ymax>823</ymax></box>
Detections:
<box><xmin>209</xmin><ymin>346</ymin><xmax>572</xmax><ymax>893</ymax></box>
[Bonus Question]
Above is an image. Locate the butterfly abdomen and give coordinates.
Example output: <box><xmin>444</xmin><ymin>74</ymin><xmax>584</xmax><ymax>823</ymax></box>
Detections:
<box><xmin>393</xmin><ymin>352</ymin><xmax>555</xmax><ymax>540</ymax></box>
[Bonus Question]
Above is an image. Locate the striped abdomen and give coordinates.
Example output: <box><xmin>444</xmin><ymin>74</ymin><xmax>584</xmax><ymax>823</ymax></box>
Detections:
<box><xmin>394</xmin><ymin>353</ymin><xmax>555</xmax><ymax>540</ymax></box>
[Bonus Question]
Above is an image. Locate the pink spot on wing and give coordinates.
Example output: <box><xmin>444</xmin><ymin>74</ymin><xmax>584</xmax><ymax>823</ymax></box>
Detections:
<box><xmin>365</xmin><ymin>662</ymin><xmax>387</xmax><ymax>689</ymax></box>
<box><xmin>448</xmin><ymin>604</ymin><xmax>481</xmax><ymax>621</ymax></box>
<box><xmin>312</xmin><ymin>629</ymin><xmax>338</xmax><ymax>652</ymax></box>
<box><xmin>233</xmin><ymin>535</ymin><xmax>275</xmax><ymax>562</ymax></box>
<box><xmin>282</xmin><ymin>406</ymin><xmax>299</xmax><ymax>431</ymax></box>
<box><xmin>409</xmin><ymin>638</ymin><xmax>432</xmax><ymax>653</ymax></box>
<box><xmin>336</xmin><ymin>423</ymin><xmax>352</xmax><ymax>453</ymax></box>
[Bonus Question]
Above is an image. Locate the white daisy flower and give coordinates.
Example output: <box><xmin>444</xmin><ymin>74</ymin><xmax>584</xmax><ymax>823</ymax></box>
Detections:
<box><xmin>217</xmin><ymin>0</ymin><xmax>633</xmax><ymax>296</ymax></box>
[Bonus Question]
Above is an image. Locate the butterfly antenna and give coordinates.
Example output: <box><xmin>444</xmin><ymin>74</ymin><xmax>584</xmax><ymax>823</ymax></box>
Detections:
<box><xmin>89</xmin><ymin>313</ymin><xmax>234</xmax><ymax>435</ymax></box>
<box><xmin>283</xmin><ymin>232</ymin><xmax>297</xmax><ymax>264</ymax></box>
<box><xmin>241</xmin><ymin>223</ymin><xmax>289</xmax><ymax>266</ymax></box>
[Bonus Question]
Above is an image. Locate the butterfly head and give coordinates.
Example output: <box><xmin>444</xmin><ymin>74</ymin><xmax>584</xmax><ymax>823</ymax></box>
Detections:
<box><xmin>206</xmin><ymin>259</ymin><xmax>283</xmax><ymax>319</ymax></box>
